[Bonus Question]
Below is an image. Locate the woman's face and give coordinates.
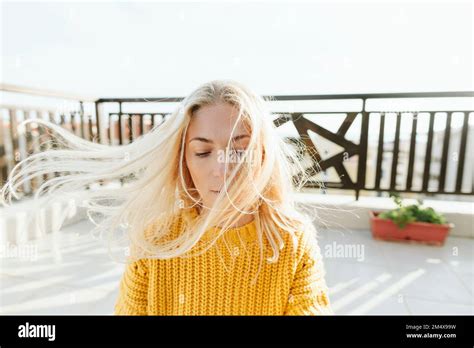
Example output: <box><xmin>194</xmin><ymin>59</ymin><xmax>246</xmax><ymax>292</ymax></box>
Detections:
<box><xmin>185</xmin><ymin>102</ymin><xmax>251</xmax><ymax>210</ymax></box>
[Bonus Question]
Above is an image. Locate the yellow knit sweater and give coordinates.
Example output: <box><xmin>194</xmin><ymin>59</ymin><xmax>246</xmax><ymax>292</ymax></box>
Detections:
<box><xmin>114</xmin><ymin>208</ymin><xmax>333</xmax><ymax>315</ymax></box>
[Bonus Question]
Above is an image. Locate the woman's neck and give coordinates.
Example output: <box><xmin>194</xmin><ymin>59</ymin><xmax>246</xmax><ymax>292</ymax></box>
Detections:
<box><xmin>226</xmin><ymin>213</ymin><xmax>254</xmax><ymax>228</ymax></box>
<box><xmin>196</xmin><ymin>207</ymin><xmax>255</xmax><ymax>228</ymax></box>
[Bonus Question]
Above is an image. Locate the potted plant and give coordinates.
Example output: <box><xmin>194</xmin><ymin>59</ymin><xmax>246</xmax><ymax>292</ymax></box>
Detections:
<box><xmin>369</xmin><ymin>192</ymin><xmax>454</xmax><ymax>245</ymax></box>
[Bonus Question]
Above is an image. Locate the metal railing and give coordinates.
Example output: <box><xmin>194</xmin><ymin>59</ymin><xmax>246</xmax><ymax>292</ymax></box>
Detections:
<box><xmin>0</xmin><ymin>84</ymin><xmax>98</xmax><ymax>197</ymax></box>
<box><xmin>95</xmin><ymin>92</ymin><xmax>474</xmax><ymax>200</ymax></box>
<box><xmin>1</xmin><ymin>85</ymin><xmax>473</xmax><ymax>201</ymax></box>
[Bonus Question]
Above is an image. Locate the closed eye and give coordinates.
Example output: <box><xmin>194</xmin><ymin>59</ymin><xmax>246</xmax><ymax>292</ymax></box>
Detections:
<box><xmin>195</xmin><ymin>152</ymin><xmax>211</xmax><ymax>157</ymax></box>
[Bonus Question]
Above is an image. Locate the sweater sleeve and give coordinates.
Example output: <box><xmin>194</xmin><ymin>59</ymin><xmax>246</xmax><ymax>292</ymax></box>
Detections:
<box><xmin>114</xmin><ymin>258</ymin><xmax>149</xmax><ymax>315</ymax></box>
<box><xmin>284</xmin><ymin>231</ymin><xmax>333</xmax><ymax>315</ymax></box>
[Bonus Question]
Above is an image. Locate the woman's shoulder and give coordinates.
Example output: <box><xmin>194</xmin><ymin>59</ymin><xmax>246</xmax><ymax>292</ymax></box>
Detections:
<box><xmin>276</xmin><ymin>222</ymin><xmax>321</xmax><ymax>263</ymax></box>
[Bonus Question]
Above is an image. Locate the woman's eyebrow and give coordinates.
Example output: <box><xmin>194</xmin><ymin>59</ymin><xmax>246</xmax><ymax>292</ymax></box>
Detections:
<box><xmin>189</xmin><ymin>134</ymin><xmax>250</xmax><ymax>144</ymax></box>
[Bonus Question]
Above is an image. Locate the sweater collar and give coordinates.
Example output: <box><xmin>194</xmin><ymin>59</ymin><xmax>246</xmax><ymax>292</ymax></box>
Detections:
<box><xmin>184</xmin><ymin>206</ymin><xmax>258</xmax><ymax>244</ymax></box>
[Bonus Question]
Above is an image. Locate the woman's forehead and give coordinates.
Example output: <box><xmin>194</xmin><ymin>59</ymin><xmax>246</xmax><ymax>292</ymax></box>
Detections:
<box><xmin>186</xmin><ymin>103</ymin><xmax>250</xmax><ymax>144</ymax></box>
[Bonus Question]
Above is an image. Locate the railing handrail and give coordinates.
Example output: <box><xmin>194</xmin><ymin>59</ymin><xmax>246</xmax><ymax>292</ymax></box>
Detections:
<box><xmin>3</xmin><ymin>84</ymin><xmax>472</xmax><ymax>104</ymax></box>
<box><xmin>96</xmin><ymin>91</ymin><xmax>474</xmax><ymax>104</ymax></box>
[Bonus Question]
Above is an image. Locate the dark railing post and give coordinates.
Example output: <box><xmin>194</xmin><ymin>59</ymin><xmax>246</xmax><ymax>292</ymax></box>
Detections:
<box><xmin>375</xmin><ymin>112</ymin><xmax>385</xmax><ymax>191</ymax></box>
<box><xmin>390</xmin><ymin>112</ymin><xmax>402</xmax><ymax>191</ymax></box>
<box><xmin>94</xmin><ymin>101</ymin><xmax>101</xmax><ymax>144</ymax></box>
<box><xmin>455</xmin><ymin>112</ymin><xmax>469</xmax><ymax>193</ymax></box>
<box><xmin>405</xmin><ymin>112</ymin><xmax>418</xmax><ymax>191</ymax></box>
<box><xmin>356</xmin><ymin>99</ymin><xmax>369</xmax><ymax>201</ymax></box>
<box><xmin>422</xmin><ymin>112</ymin><xmax>435</xmax><ymax>192</ymax></box>
<box><xmin>118</xmin><ymin>102</ymin><xmax>123</xmax><ymax>146</ymax></box>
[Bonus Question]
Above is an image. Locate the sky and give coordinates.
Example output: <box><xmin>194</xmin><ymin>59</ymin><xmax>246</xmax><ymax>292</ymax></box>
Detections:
<box><xmin>1</xmin><ymin>0</ymin><xmax>473</xmax><ymax>99</ymax></box>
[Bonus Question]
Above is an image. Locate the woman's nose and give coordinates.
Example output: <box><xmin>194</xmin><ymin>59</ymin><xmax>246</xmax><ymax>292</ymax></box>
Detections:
<box><xmin>211</xmin><ymin>156</ymin><xmax>226</xmax><ymax>178</ymax></box>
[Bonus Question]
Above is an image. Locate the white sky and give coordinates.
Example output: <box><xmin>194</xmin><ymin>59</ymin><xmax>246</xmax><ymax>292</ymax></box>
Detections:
<box><xmin>1</xmin><ymin>0</ymin><xmax>473</xmax><ymax>99</ymax></box>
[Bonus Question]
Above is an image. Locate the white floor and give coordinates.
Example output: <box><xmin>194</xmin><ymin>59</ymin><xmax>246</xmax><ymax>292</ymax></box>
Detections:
<box><xmin>0</xmin><ymin>218</ymin><xmax>472</xmax><ymax>315</ymax></box>
<box><xmin>318</xmin><ymin>226</ymin><xmax>474</xmax><ymax>315</ymax></box>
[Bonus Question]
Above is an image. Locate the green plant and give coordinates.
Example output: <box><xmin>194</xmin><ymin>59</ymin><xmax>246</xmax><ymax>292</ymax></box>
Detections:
<box><xmin>378</xmin><ymin>192</ymin><xmax>447</xmax><ymax>229</ymax></box>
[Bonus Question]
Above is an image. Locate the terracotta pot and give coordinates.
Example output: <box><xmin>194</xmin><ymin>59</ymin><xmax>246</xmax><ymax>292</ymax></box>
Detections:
<box><xmin>369</xmin><ymin>211</ymin><xmax>453</xmax><ymax>246</ymax></box>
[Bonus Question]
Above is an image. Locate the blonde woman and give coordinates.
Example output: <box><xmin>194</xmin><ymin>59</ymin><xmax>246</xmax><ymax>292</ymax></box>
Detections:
<box><xmin>1</xmin><ymin>80</ymin><xmax>333</xmax><ymax>316</ymax></box>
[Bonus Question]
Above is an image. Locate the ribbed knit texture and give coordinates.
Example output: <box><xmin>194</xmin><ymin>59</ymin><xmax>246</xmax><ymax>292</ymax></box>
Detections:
<box><xmin>114</xmin><ymin>208</ymin><xmax>333</xmax><ymax>315</ymax></box>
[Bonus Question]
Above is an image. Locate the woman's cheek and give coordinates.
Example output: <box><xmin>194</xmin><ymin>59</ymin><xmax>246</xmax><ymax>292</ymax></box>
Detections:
<box><xmin>190</xmin><ymin>162</ymin><xmax>207</xmax><ymax>184</ymax></box>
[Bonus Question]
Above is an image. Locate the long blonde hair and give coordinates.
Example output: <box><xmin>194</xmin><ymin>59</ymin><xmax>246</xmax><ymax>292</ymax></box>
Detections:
<box><xmin>1</xmin><ymin>79</ymin><xmax>319</xmax><ymax>284</ymax></box>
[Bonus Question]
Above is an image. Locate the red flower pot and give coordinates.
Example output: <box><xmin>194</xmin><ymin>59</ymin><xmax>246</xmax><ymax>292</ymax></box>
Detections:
<box><xmin>369</xmin><ymin>211</ymin><xmax>453</xmax><ymax>246</ymax></box>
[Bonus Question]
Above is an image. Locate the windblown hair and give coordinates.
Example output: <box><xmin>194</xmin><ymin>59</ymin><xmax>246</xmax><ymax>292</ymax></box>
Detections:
<box><xmin>1</xmin><ymin>79</ymin><xmax>322</xmax><ymax>284</ymax></box>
